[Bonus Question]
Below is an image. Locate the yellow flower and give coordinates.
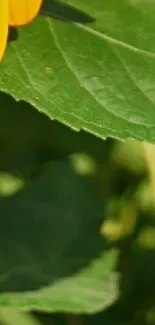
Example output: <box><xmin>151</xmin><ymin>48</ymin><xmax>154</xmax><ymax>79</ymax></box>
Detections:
<box><xmin>0</xmin><ymin>0</ymin><xmax>42</xmax><ymax>61</ymax></box>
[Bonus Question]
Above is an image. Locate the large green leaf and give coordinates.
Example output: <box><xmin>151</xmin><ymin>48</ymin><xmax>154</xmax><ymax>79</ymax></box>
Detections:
<box><xmin>1</xmin><ymin>0</ymin><xmax>153</xmax><ymax>141</ymax></box>
<box><xmin>0</xmin><ymin>161</ymin><xmax>119</xmax><ymax>313</ymax></box>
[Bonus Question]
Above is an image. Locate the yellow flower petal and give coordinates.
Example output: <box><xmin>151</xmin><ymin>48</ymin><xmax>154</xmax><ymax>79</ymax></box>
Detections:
<box><xmin>9</xmin><ymin>0</ymin><xmax>43</xmax><ymax>26</ymax></box>
<box><xmin>0</xmin><ymin>0</ymin><xmax>9</xmax><ymax>61</ymax></box>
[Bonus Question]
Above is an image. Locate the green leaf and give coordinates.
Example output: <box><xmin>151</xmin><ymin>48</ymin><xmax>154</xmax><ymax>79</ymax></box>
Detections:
<box><xmin>0</xmin><ymin>310</ymin><xmax>41</xmax><ymax>325</ymax></box>
<box><xmin>0</xmin><ymin>0</ymin><xmax>155</xmax><ymax>142</ymax></box>
<box><xmin>0</xmin><ymin>162</ymin><xmax>119</xmax><ymax>313</ymax></box>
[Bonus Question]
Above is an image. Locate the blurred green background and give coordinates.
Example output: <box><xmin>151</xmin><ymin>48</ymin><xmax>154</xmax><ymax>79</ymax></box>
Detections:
<box><xmin>1</xmin><ymin>92</ymin><xmax>155</xmax><ymax>325</ymax></box>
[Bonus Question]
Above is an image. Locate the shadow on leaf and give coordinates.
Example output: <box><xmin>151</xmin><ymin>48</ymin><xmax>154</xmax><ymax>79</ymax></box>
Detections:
<box><xmin>8</xmin><ymin>27</ymin><xmax>18</xmax><ymax>43</ymax></box>
<box><xmin>7</xmin><ymin>0</ymin><xmax>95</xmax><ymax>46</ymax></box>
<box><xmin>40</xmin><ymin>0</ymin><xmax>95</xmax><ymax>23</ymax></box>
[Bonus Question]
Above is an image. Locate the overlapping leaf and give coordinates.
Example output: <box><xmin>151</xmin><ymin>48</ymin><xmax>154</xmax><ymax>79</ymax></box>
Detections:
<box><xmin>0</xmin><ymin>162</ymin><xmax>119</xmax><ymax>312</ymax></box>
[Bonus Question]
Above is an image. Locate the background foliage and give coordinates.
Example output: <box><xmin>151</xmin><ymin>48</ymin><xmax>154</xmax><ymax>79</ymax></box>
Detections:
<box><xmin>0</xmin><ymin>0</ymin><xmax>155</xmax><ymax>324</ymax></box>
